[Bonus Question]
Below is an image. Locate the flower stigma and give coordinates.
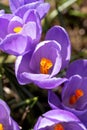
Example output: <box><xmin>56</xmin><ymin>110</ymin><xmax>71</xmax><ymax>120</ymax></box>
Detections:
<box><xmin>54</xmin><ymin>123</ymin><xmax>64</xmax><ymax>130</ymax></box>
<box><xmin>40</xmin><ymin>58</ymin><xmax>53</xmax><ymax>74</ymax></box>
<box><xmin>0</xmin><ymin>123</ymin><xmax>4</xmax><ymax>130</ymax></box>
<box><xmin>13</xmin><ymin>26</ymin><xmax>22</xmax><ymax>33</ymax></box>
<box><xmin>69</xmin><ymin>89</ymin><xmax>84</xmax><ymax>105</ymax></box>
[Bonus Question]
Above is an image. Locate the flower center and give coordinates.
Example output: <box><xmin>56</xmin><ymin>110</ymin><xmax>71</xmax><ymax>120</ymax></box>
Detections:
<box><xmin>69</xmin><ymin>89</ymin><xmax>84</xmax><ymax>105</ymax></box>
<box><xmin>54</xmin><ymin>124</ymin><xmax>64</xmax><ymax>130</ymax></box>
<box><xmin>40</xmin><ymin>58</ymin><xmax>53</xmax><ymax>74</ymax></box>
<box><xmin>13</xmin><ymin>26</ymin><xmax>22</xmax><ymax>33</ymax></box>
<box><xmin>0</xmin><ymin>123</ymin><xmax>4</xmax><ymax>130</ymax></box>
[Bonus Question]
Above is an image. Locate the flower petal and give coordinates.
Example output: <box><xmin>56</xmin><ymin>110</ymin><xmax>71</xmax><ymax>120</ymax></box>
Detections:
<box><xmin>0</xmin><ymin>18</ymin><xmax>9</xmax><ymax>39</ymax></box>
<box><xmin>45</xmin><ymin>26</ymin><xmax>71</xmax><ymax>69</ymax></box>
<box><xmin>15</xmin><ymin>2</ymin><xmax>50</xmax><ymax>19</ymax></box>
<box><xmin>66</xmin><ymin>59</ymin><xmax>87</xmax><ymax>78</ymax></box>
<box><xmin>0</xmin><ymin>34</ymin><xmax>32</xmax><ymax>56</ymax></box>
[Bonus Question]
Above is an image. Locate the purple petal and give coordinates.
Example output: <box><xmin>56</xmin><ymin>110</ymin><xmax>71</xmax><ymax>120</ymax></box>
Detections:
<box><xmin>36</xmin><ymin>2</ymin><xmax>50</xmax><ymax>19</ymax></box>
<box><xmin>34</xmin><ymin>109</ymin><xmax>86</xmax><ymax>130</ymax></box>
<box><xmin>48</xmin><ymin>90</ymin><xmax>62</xmax><ymax>109</ymax></box>
<box><xmin>63</xmin><ymin>122</ymin><xmax>86</xmax><ymax>130</ymax></box>
<box><xmin>43</xmin><ymin>109</ymin><xmax>80</xmax><ymax>122</ymax></box>
<box><xmin>24</xmin><ymin>0</ymin><xmax>44</xmax><ymax>4</ymax></box>
<box><xmin>45</xmin><ymin>26</ymin><xmax>71</xmax><ymax>69</ymax></box>
<box><xmin>34</xmin><ymin>116</ymin><xmax>56</xmax><ymax>130</ymax></box>
<box><xmin>23</xmin><ymin>9</ymin><xmax>41</xmax><ymax>42</ymax></box>
<box><xmin>22</xmin><ymin>22</ymin><xmax>37</xmax><ymax>39</ymax></box>
<box><xmin>9</xmin><ymin>0</ymin><xmax>24</xmax><ymax>13</ymax></box>
<box><xmin>15</xmin><ymin>52</ymin><xmax>33</xmax><ymax>84</ymax></box>
<box><xmin>66</xmin><ymin>59</ymin><xmax>87</xmax><ymax>78</ymax></box>
<box><xmin>34</xmin><ymin>109</ymin><xmax>82</xmax><ymax>130</ymax></box>
<box><xmin>15</xmin><ymin>2</ymin><xmax>50</xmax><ymax>19</ymax></box>
<box><xmin>20</xmin><ymin>70</ymin><xmax>67</xmax><ymax>88</ymax></box>
<box><xmin>34</xmin><ymin>77</ymin><xmax>67</xmax><ymax>89</ymax></box>
<box><xmin>0</xmin><ymin>99</ymin><xmax>10</xmax><ymax>119</ymax></box>
<box><xmin>9</xmin><ymin>0</ymin><xmax>44</xmax><ymax>13</ymax></box>
<box><xmin>0</xmin><ymin>18</ymin><xmax>9</xmax><ymax>39</ymax></box>
<box><xmin>0</xmin><ymin>34</ymin><xmax>32</xmax><ymax>56</ymax></box>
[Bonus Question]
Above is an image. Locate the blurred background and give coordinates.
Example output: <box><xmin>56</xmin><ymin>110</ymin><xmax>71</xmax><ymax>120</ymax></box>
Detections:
<box><xmin>0</xmin><ymin>0</ymin><xmax>87</xmax><ymax>130</ymax></box>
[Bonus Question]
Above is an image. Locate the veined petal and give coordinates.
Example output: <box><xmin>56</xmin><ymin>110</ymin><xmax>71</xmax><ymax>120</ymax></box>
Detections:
<box><xmin>9</xmin><ymin>0</ymin><xmax>44</xmax><ymax>13</ymax></box>
<box><xmin>0</xmin><ymin>34</ymin><xmax>32</xmax><ymax>56</ymax></box>
<box><xmin>66</xmin><ymin>59</ymin><xmax>87</xmax><ymax>78</ymax></box>
<box><xmin>0</xmin><ymin>18</ymin><xmax>9</xmax><ymax>39</ymax></box>
<box><xmin>45</xmin><ymin>26</ymin><xmax>71</xmax><ymax>69</ymax></box>
<box><xmin>15</xmin><ymin>2</ymin><xmax>50</xmax><ymax>19</ymax></box>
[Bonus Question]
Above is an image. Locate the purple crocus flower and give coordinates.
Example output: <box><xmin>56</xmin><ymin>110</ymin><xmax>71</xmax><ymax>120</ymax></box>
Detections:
<box><xmin>0</xmin><ymin>8</ymin><xmax>42</xmax><ymax>56</ymax></box>
<box><xmin>66</xmin><ymin>59</ymin><xmax>87</xmax><ymax>78</ymax></box>
<box><xmin>15</xmin><ymin>26</ymin><xmax>71</xmax><ymax>89</ymax></box>
<box><xmin>48</xmin><ymin>75</ymin><xmax>87</xmax><ymax>127</ymax></box>
<box><xmin>0</xmin><ymin>0</ymin><xmax>50</xmax><ymax>56</ymax></box>
<box><xmin>34</xmin><ymin>109</ymin><xmax>86</xmax><ymax>130</ymax></box>
<box><xmin>0</xmin><ymin>99</ymin><xmax>20</xmax><ymax>130</ymax></box>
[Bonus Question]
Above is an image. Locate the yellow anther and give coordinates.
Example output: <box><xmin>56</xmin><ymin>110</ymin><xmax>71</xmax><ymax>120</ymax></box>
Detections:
<box><xmin>13</xmin><ymin>26</ymin><xmax>22</xmax><ymax>33</ymax></box>
<box><xmin>54</xmin><ymin>124</ymin><xmax>64</xmax><ymax>130</ymax></box>
<box><xmin>0</xmin><ymin>123</ymin><xmax>4</xmax><ymax>130</ymax></box>
<box><xmin>40</xmin><ymin>58</ymin><xmax>53</xmax><ymax>74</ymax></box>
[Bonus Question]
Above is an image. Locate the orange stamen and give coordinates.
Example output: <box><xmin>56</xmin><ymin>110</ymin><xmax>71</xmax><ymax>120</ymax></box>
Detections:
<box><xmin>40</xmin><ymin>58</ymin><xmax>53</xmax><ymax>74</ymax></box>
<box><xmin>69</xmin><ymin>95</ymin><xmax>77</xmax><ymax>105</ymax></box>
<box><xmin>75</xmin><ymin>89</ymin><xmax>84</xmax><ymax>99</ymax></box>
<box><xmin>54</xmin><ymin>124</ymin><xmax>64</xmax><ymax>130</ymax></box>
<box><xmin>69</xmin><ymin>89</ymin><xmax>84</xmax><ymax>105</ymax></box>
<box><xmin>0</xmin><ymin>123</ymin><xmax>4</xmax><ymax>130</ymax></box>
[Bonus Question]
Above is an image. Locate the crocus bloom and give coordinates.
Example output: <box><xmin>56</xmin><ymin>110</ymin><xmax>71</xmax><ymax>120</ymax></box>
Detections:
<box><xmin>66</xmin><ymin>59</ymin><xmax>87</xmax><ymax>78</ymax></box>
<box><xmin>48</xmin><ymin>75</ymin><xmax>87</xmax><ymax>127</ymax></box>
<box><xmin>0</xmin><ymin>8</ymin><xmax>42</xmax><ymax>56</ymax></box>
<box><xmin>0</xmin><ymin>99</ymin><xmax>20</xmax><ymax>130</ymax></box>
<box><xmin>34</xmin><ymin>109</ymin><xmax>86</xmax><ymax>130</ymax></box>
<box><xmin>0</xmin><ymin>0</ymin><xmax>50</xmax><ymax>56</ymax></box>
<box><xmin>15</xmin><ymin>26</ymin><xmax>71</xmax><ymax>89</ymax></box>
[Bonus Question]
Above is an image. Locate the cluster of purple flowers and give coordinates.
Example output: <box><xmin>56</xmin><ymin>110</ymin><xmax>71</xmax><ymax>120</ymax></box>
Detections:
<box><xmin>0</xmin><ymin>0</ymin><xmax>87</xmax><ymax>130</ymax></box>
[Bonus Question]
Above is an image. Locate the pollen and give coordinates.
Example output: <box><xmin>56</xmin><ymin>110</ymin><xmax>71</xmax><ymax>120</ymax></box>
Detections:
<box><xmin>69</xmin><ymin>94</ymin><xmax>77</xmax><ymax>105</ymax></box>
<box><xmin>13</xmin><ymin>26</ymin><xmax>22</xmax><ymax>33</ymax></box>
<box><xmin>0</xmin><ymin>123</ymin><xmax>4</xmax><ymax>130</ymax></box>
<box><xmin>75</xmin><ymin>89</ymin><xmax>84</xmax><ymax>99</ymax></box>
<box><xmin>54</xmin><ymin>123</ymin><xmax>64</xmax><ymax>130</ymax></box>
<box><xmin>40</xmin><ymin>58</ymin><xmax>53</xmax><ymax>74</ymax></box>
<box><xmin>69</xmin><ymin>89</ymin><xmax>84</xmax><ymax>105</ymax></box>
